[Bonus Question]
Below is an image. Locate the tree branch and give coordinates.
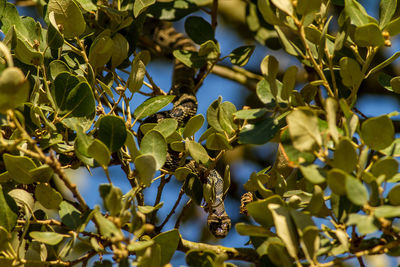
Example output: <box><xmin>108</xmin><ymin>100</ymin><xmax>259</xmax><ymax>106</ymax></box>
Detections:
<box><xmin>178</xmin><ymin>238</ymin><xmax>259</xmax><ymax>263</ymax></box>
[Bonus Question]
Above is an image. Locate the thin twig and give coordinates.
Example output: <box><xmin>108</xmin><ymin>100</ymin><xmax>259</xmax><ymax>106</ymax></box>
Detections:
<box><xmin>156</xmin><ymin>183</ymin><xmax>185</xmax><ymax>231</ymax></box>
<box><xmin>211</xmin><ymin>0</ymin><xmax>218</xmax><ymax>31</ymax></box>
<box><xmin>174</xmin><ymin>199</ymin><xmax>192</xmax><ymax>229</ymax></box>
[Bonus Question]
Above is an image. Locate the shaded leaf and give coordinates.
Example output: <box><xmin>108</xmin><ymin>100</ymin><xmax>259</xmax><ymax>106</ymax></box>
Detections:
<box><xmin>185</xmin><ymin>16</ymin><xmax>214</xmax><ymax>45</ymax></box>
<box><xmin>229</xmin><ymin>45</ymin><xmax>255</xmax><ymax>66</ymax></box>
<box><xmin>97</xmin><ymin>115</ymin><xmax>127</xmax><ymax>153</ymax></box>
<box><xmin>0</xmin><ymin>185</ymin><xmax>18</xmax><ymax>232</ymax></box>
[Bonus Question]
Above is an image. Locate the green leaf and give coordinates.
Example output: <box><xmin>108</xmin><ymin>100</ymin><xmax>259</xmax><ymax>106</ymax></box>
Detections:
<box><xmin>30</xmin><ymin>164</ymin><xmax>54</xmax><ymax>183</ymax></box>
<box><xmin>299</xmin><ymin>164</ymin><xmax>326</xmax><ymax>184</ymax></box>
<box><xmin>0</xmin><ymin>67</ymin><xmax>30</xmax><ymax>113</ymax></box>
<box><xmin>379</xmin><ymin>0</ymin><xmax>397</xmax><ymax>28</ymax></box>
<box><xmin>390</xmin><ymin>76</ymin><xmax>400</xmax><ymax>93</ymax></box>
<box><xmin>327</xmin><ymin>168</ymin><xmax>348</xmax><ymax>195</ymax></box>
<box><xmin>326</xmin><ymin>97</ymin><xmax>339</xmax><ymax>143</ymax></box>
<box><xmin>371</xmin><ymin>157</ymin><xmax>398</xmax><ymax>180</ymax></box>
<box><xmin>229</xmin><ymin>45</ymin><xmax>255</xmax><ymax>66</ymax></box>
<box><xmin>14</xmin><ymin>36</ymin><xmax>43</xmax><ymax>66</ymax></box>
<box><xmin>354</xmin><ymin>23</ymin><xmax>385</xmax><ymax>47</ymax></box>
<box><xmin>269</xmin><ymin>204</ymin><xmax>299</xmax><ymax>259</ymax></box>
<box><xmin>345</xmin><ymin>177</ymin><xmax>368</xmax><ymax>206</ymax></box>
<box><xmin>88</xmin><ymin>30</ymin><xmax>114</xmax><ymax>68</ymax></box>
<box><xmin>344</xmin><ymin>0</ymin><xmax>369</xmax><ymax>26</ymax></box>
<box><xmin>385</xmin><ymin>16</ymin><xmax>400</xmax><ymax>36</ymax></box>
<box><xmin>174</xmin><ymin>167</ymin><xmax>192</xmax><ymax>182</ymax></box>
<box><xmin>137</xmin><ymin>202</ymin><xmax>163</xmax><ymax>214</ymax></box>
<box><xmin>206</xmin><ymin>97</ymin><xmax>224</xmax><ymax>132</ymax></box>
<box><xmin>59</xmin><ymin>201</ymin><xmax>81</xmax><ymax>229</ymax></box>
<box><xmin>97</xmin><ymin>115</ymin><xmax>127</xmax><ymax>153</ymax></box>
<box><xmin>47</xmin><ymin>0</ymin><xmax>86</xmax><ymax>38</ymax></box>
<box><xmin>234</xmin><ymin>108</ymin><xmax>267</xmax><ymax>120</ymax></box>
<box><xmin>133</xmin><ymin>0</ymin><xmax>156</xmax><ymax>17</ymax></box>
<box><xmin>172</xmin><ymin>50</ymin><xmax>207</xmax><ymax>68</ymax></box>
<box><xmin>125</xmin><ymin>130</ymin><xmax>141</xmax><ymax>161</ymax></box>
<box><xmin>111</xmin><ymin>33</ymin><xmax>129</xmax><ymax>68</ymax></box>
<box><xmin>74</xmin><ymin>125</ymin><xmax>95</xmax><ymax>166</ymax></box>
<box><xmin>270</xmin><ymin>0</ymin><xmax>293</xmax><ymax>15</ymax></box>
<box><xmin>35</xmin><ymin>183</ymin><xmax>63</xmax><ymax>210</ymax></box>
<box><xmin>3</xmin><ymin>153</ymin><xmax>36</xmax><ymax>184</ymax></box>
<box><xmin>186</xmin><ymin>141</ymin><xmax>209</xmax><ymax>164</ymax></box>
<box><xmin>361</xmin><ymin>115</ymin><xmax>394</xmax><ymax>150</ymax></box>
<box><xmin>65</xmin><ymin>82</ymin><xmax>96</xmax><ymax>117</ymax></box>
<box><xmin>0</xmin><ymin>185</ymin><xmax>18</xmax><ymax>232</ymax></box>
<box><xmin>333</xmin><ymin>138</ymin><xmax>358</xmax><ymax>173</ymax></box>
<box><xmin>235</xmin><ymin>223</ymin><xmax>272</xmax><ymax>237</ymax></box>
<box><xmin>287</xmin><ymin>109</ymin><xmax>322</xmax><ymax>152</ymax></box>
<box><xmin>29</xmin><ymin>231</ymin><xmax>64</xmax><ymax>245</ymax></box>
<box><xmin>134</xmin><ymin>95</ymin><xmax>175</xmax><ymax>120</ymax></box>
<box><xmin>289</xmin><ymin>209</ymin><xmax>319</xmax><ymax>261</ymax></box>
<box><xmin>134</xmin><ymin>154</ymin><xmax>156</xmax><ymax>187</ymax></box>
<box><xmin>218</xmin><ymin>101</ymin><xmax>237</xmax><ymax>134</ymax></box>
<box><xmin>260</xmin><ymin>55</ymin><xmax>279</xmax><ymax>81</ymax></box>
<box><xmin>140</xmin><ymin>130</ymin><xmax>167</xmax><ymax>169</ymax></box>
<box><xmin>153</xmin><ymin>229</ymin><xmax>180</xmax><ymax>265</ymax></box>
<box><xmin>374</xmin><ymin>205</ymin><xmax>400</xmax><ymax>218</ymax></box>
<box><xmin>206</xmin><ymin>133</ymin><xmax>232</xmax><ymax>150</ymax></box>
<box><xmin>153</xmin><ymin>118</ymin><xmax>178</xmax><ymax>138</ymax></box>
<box><xmin>183</xmin><ymin>114</ymin><xmax>204</xmax><ymax>138</ymax></box>
<box><xmin>49</xmin><ymin>61</ymin><xmax>70</xmax><ymax>80</ymax></box>
<box><xmin>93</xmin><ymin>208</ymin><xmax>123</xmax><ymax>239</ymax></box>
<box><xmin>339</xmin><ymin>57</ymin><xmax>363</xmax><ymax>88</ymax></box>
<box><xmin>246</xmin><ymin>195</ymin><xmax>284</xmax><ymax>228</ymax></box>
<box><xmin>127</xmin><ymin>52</ymin><xmax>148</xmax><ymax>93</ymax></box>
<box><xmin>257</xmin><ymin>0</ymin><xmax>282</xmax><ymax>25</ymax></box>
<box><xmin>88</xmin><ymin>139</ymin><xmax>111</xmax><ymax>167</ymax></box>
<box><xmin>347</xmin><ymin>214</ymin><xmax>378</xmax><ymax>234</ymax></box>
<box><xmin>281</xmin><ymin>66</ymin><xmax>297</xmax><ymax>101</ymax></box>
<box><xmin>387</xmin><ymin>184</ymin><xmax>400</xmax><ymax>206</ymax></box>
<box><xmin>297</xmin><ymin>0</ymin><xmax>321</xmax><ymax>15</ymax></box>
<box><xmin>127</xmin><ymin>240</ymin><xmax>154</xmax><ymax>252</ymax></box>
<box><xmin>185</xmin><ymin>16</ymin><xmax>214</xmax><ymax>45</ymax></box>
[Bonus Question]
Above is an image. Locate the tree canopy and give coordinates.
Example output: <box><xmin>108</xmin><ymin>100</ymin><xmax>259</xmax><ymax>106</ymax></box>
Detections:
<box><xmin>1</xmin><ymin>0</ymin><xmax>400</xmax><ymax>266</ymax></box>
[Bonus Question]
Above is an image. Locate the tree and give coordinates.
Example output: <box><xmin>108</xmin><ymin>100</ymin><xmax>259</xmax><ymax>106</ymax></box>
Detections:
<box><xmin>1</xmin><ymin>0</ymin><xmax>400</xmax><ymax>266</ymax></box>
